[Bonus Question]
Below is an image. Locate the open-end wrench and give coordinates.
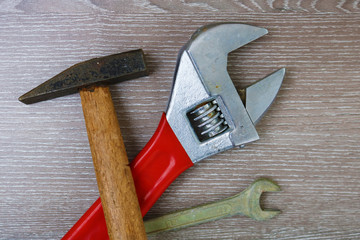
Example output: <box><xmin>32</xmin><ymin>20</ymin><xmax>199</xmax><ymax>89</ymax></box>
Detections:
<box><xmin>63</xmin><ymin>23</ymin><xmax>286</xmax><ymax>240</ymax></box>
<box><xmin>144</xmin><ymin>179</ymin><xmax>281</xmax><ymax>235</ymax></box>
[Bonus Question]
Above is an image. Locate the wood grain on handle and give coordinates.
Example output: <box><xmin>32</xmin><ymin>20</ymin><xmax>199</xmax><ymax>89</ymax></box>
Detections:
<box><xmin>80</xmin><ymin>86</ymin><xmax>147</xmax><ymax>240</ymax></box>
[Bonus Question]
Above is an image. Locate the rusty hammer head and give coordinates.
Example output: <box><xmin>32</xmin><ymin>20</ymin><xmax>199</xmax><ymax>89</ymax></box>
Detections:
<box><xmin>19</xmin><ymin>49</ymin><xmax>148</xmax><ymax>104</ymax></box>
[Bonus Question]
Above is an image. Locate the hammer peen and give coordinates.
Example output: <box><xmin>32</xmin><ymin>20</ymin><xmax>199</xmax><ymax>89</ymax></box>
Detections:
<box><xmin>19</xmin><ymin>49</ymin><xmax>149</xmax><ymax>240</ymax></box>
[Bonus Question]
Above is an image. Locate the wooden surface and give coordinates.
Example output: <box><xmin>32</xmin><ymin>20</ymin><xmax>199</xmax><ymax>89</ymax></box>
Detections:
<box><xmin>0</xmin><ymin>1</ymin><xmax>359</xmax><ymax>239</ymax></box>
<box><xmin>80</xmin><ymin>86</ymin><xmax>147</xmax><ymax>240</ymax></box>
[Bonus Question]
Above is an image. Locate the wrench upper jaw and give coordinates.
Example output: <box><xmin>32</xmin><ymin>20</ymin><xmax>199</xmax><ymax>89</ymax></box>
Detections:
<box><xmin>186</xmin><ymin>23</ymin><xmax>268</xmax><ymax>56</ymax></box>
<box><xmin>242</xmin><ymin>179</ymin><xmax>281</xmax><ymax>221</ymax></box>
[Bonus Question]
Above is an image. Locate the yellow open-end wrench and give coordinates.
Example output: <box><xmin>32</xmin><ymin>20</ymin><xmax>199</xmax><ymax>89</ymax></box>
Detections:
<box><xmin>145</xmin><ymin>179</ymin><xmax>281</xmax><ymax>235</ymax></box>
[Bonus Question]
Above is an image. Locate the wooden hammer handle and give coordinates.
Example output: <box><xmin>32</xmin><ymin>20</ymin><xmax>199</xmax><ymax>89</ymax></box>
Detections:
<box><xmin>80</xmin><ymin>86</ymin><xmax>147</xmax><ymax>240</ymax></box>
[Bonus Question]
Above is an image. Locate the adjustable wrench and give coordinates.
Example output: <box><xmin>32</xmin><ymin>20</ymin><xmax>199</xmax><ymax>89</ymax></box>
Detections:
<box><xmin>63</xmin><ymin>23</ymin><xmax>285</xmax><ymax>240</ymax></box>
<box><xmin>145</xmin><ymin>179</ymin><xmax>281</xmax><ymax>235</ymax></box>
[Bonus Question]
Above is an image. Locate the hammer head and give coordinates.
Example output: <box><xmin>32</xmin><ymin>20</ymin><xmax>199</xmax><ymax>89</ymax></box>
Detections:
<box><xmin>19</xmin><ymin>49</ymin><xmax>148</xmax><ymax>104</ymax></box>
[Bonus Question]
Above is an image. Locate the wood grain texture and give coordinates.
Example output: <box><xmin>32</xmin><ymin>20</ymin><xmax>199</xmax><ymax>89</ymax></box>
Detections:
<box><xmin>1</xmin><ymin>0</ymin><xmax>360</xmax><ymax>13</ymax></box>
<box><xmin>80</xmin><ymin>86</ymin><xmax>147</xmax><ymax>240</ymax></box>
<box><xmin>0</xmin><ymin>1</ymin><xmax>359</xmax><ymax>239</ymax></box>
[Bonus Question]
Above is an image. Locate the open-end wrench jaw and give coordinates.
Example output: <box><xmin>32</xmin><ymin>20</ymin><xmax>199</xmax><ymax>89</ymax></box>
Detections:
<box><xmin>166</xmin><ymin>23</ymin><xmax>285</xmax><ymax>163</ymax></box>
<box><xmin>241</xmin><ymin>179</ymin><xmax>281</xmax><ymax>221</ymax></box>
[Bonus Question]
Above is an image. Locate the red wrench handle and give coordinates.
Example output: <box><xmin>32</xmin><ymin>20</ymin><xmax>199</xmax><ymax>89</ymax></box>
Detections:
<box><xmin>62</xmin><ymin>113</ymin><xmax>194</xmax><ymax>240</ymax></box>
<box><xmin>131</xmin><ymin>113</ymin><xmax>194</xmax><ymax>216</ymax></box>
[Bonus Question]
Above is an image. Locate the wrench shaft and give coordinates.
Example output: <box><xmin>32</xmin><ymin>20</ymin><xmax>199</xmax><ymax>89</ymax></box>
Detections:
<box><xmin>144</xmin><ymin>179</ymin><xmax>280</xmax><ymax>235</ymax></box>
<box><xmin>145</xmin><ymin>197</ymin><xmax>239</xmax><ymax>234</ymax></box>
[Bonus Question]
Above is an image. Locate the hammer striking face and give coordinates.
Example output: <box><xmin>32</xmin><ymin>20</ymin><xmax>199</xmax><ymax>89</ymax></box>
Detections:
<box><xmin>62</xmin><ymin>23</ymin><xmax>285</xmax><ymax>240</ymax></box>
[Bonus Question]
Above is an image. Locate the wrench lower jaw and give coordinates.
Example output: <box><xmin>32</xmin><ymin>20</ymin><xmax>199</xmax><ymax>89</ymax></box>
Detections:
<box><xmin>250</xmin><ymin>209</ymin><xmax>281</xmax><ymax>221</ymax></box>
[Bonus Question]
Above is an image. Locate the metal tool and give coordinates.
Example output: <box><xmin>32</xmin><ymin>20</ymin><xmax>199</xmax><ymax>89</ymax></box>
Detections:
<box><xmin>144</xmin><ymin>179</ymin><xmax>280</xmax><ymax>235</ymax></box>
<box><xmin>19</xmin><ymin>50</ymin><xmax>149</xmax><ymax>240</ymax></box>
<box><xmin>63</xmin><ymin>23</ymin><xmax>286</xmax><ymax>240</ymax></box>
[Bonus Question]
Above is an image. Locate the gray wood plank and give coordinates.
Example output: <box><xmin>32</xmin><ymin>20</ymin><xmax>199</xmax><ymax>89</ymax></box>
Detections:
<box><xmin>0</xmin><ymin>9</ymin><xmax>359</xmax><ymax>240</ymax></box>
<box><xmin>1</xmin><ymin>0</ymin><xmax>360</xmax><ymax>13</ymax></box>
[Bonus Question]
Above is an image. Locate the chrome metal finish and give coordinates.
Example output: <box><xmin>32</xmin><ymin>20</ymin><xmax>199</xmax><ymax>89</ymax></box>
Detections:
<box><xmin>187</xmin><ymin>99</ymin><xmax>229</xmax><ymax>142</ymax></box>
<box><xmin>166</xmin><ymin>52</ymin><xmax>234</xmax><ymax>163</ymax></box>
<box><xmin>166</xmin><ymin>23</ymin><xmax>285</xmax><ymax>163</ymax></box>
<box><xmin>245</xmin><ymin>68</ymin><xmax>285</xmax><ymax>125</ymax></box>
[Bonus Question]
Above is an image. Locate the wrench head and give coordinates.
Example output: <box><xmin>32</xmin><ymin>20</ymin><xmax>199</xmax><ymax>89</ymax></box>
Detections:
<box><xmin>166</xmin><ymin>23</ymin><xmax>285</xmax><ymax>163</ymax></box>
<box><xmin>242</xmin><ymin>179</ymin><xmax>281</xmax><ymax>221</ymax></box>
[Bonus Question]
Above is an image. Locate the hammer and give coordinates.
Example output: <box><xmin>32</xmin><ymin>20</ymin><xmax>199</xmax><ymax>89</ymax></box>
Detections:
<box><xmin>19</xmin><ymin>49</ymin><xmax>148</xmax><ymax>240</ymax></box>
